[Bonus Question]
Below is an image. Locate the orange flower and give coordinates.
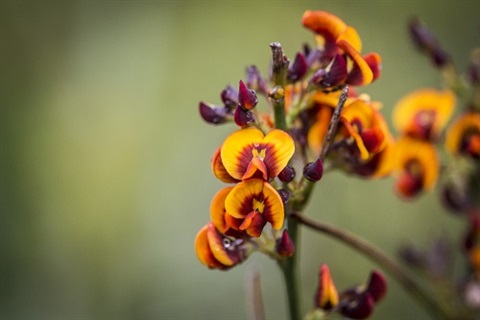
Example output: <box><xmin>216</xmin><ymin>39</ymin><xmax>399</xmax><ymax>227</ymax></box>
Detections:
<box><xmin>339</xmin><ymin>99</ymin><xmax>389</xmax><ymax>161</ymax></box>
<box><xmin>445</xmin><ymin>111</ymin><xmax>480</xmax><ymax>158</ymax></box>
<box><xmin>210</xmin><ymin>186</ymin><xmax>245</xmax><ymax>238</ymax></box>
<box><xmin>353</xmin><ymin>133</ymin><xmax>395</xmax><ymax>178</ymax></box>
<box><xmin>194</xmin><ymin>222</ymin><xmax>246</xmax><ymax>270</ymax></box>
<box><xmin>393</xmin><ymin>136</ymin><xmax>439</xmax><ymax>198</ymax></box>
<box><xmin>221</xmin><ymin>127</ymin><xmax>295</xmax><ymax>181</ymax></box>
<box><xmin>302</xmin><ymin>10</ymin><xmax>381</xmax><ymax>86</ymax></box>
<box><xmin>224</xmin><ymin>179</ymin><xmax>284</xmax><ymax>237</ymax></box>
<box><xmin>315</xmin><ymin>264</ymin><xmax>339</xmax><ymax>310</ymax></box>
<box><xmin>393</xmin><ymin>88</ymin><xmax>455</xmax><ymax>141</ymax></box>
<box><xmin>211</xmin><ymin>147</ymin><xmax>239</xmax><ymax>183</ymax></box>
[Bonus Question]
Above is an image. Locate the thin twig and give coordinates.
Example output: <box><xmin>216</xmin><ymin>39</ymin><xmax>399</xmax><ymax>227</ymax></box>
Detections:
<box><xmin>246</xmin><ymin>267</ymin><xmax>266</xmax><ymax>320</ymax></box>
<box><xmin>291</xmin><ymin>213</ymin><xmax>454</xmax><ymax>320</ymax></box>
<box><xmin>320</xmin><ymin>85</ymin><xmax>348</xmax><ymax>161</ymax></box>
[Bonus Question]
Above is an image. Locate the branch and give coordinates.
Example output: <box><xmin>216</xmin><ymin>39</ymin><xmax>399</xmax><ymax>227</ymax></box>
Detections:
<box><xmin>291</xmin><ymin>213</ymin><xmax>454</xmax><ymax>319</ymax></box>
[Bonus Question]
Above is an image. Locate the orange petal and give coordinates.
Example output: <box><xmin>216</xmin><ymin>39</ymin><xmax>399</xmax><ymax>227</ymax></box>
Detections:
<box><xmin>206</xmin><ymin>223</ymin><xmax>237</xmax><ymax>267</ymax></box>
<box><xmin>337</xmin><ymin>26</ymin><xmax>362</xmax><ymax>53</ymax></box>
<box><xmin>394</xmin><ymin>136</ymin><xmax>439</xmax><ymax>191</ymax></box>
<box><xmin>210</xmin><ymin>186</ymin><xmax>235</xmax><ymax>234</ymax></box>
<box><xmin>211</xmin><ymin>146</ymin><xmax>239</xmax><ymax>183</ymax></box>
<box><xmin>445</xmin><ymin>112</ymin><xmax>480</xmax><ymax>156</ymax></box>
<box><xmin>194</xmin><ymin>225</ymin><xmax>227</xmax><ymax>269</ymax></box>
<box><xmin>239</xmin><ymin>210</ymin><xmax>265</xmax><ymax>237</ymax></box>
<box><xmin>260</xmin><ymin>181</ymin><xmax>285</xmax><ymax>230</ymax></box>
<box><xmin>316</xmin><ymin>264</ymin><xmax>339</xmax><ymax>310</ymax></box>
<box><xmin>221</xmin><ymin>127</ymin><xmax>266</xmax><ymax>180</ymax></box>
<box><xmin>393</xmin><ymin>89</ymin><xmax>455</xmax><ymax>139</ymax></box>
<box><xmin>308</xmin><ymin>106</ymin><xmax>333</xmax><ymax>155</ymax></box>
<box><xmin>302</xmin><ymin>10</ymin><xmax>347</xmax><ymax>42</ymax></box>
<box><xmin>337</xmin><ymin>39</ymin><xmax>373</xmax><ymax>86</ymax></box>
<box><xmin>262</xmin><ymin>129</ymin><xmax>295</xmax><ymax>179</ymax></box>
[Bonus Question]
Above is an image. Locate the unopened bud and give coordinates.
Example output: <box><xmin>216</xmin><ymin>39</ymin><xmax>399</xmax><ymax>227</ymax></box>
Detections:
<box><xmin>365</xmin><ymin>271</ymin><xmax>387</xmax><ymax>302</ymax></box>
<box><xmin>234</xmin><ymin>105</ymin><xmax>255</xmax><ymax>128</ymax></box>
<box><xmin>238</xmin><ymin>80</ymin><xmax>258</xmax><ymax>110</ymax></box>
<box><xmin>278</xmin><ymin>165</ymin><xmax>296</xmax><ymax>183</ymax></box>
<box><xmin>199</xmin><ymin>102</ymin><xmax>229</xmax><ymax>124</ymax></box>
<box><xmin>303</xmin><ymin>158</ymin><xmax>323</xmax><ymax>182</ymax></box>
<box><xmin>276</xmin><ymin>229</ymin><xmax>295</xmax><ymax>257</ymax></box>
<box><xmin>221</xmin><ymin>85</ymin><xmax>239</xmax><ymax>110</ymax></box>
<box><xmin>246</xmin><ymin>65</ymin><xmax>268</xmax><ymax>95</ymax></box>
<box><xmin>287</xmin><ymin>52</ymin><xmax>308</xmax><ymax>82</ymax></box>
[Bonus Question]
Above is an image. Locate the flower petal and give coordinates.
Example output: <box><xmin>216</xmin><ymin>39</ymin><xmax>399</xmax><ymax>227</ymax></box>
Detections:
<box><xmin>445</xmin><ymin>112</ymin><xmax>480</xmax><ymax>156</ymax></box>
<box><xmin>194</xmin><ymin>225</ymin><xmax>227</xmax><ymax>269</ymax></box>
<box><xmin>262</xmin><ymin>129</ymin><xmax>295</xmax><ymax>179</ymax></box>
<box><xmin>337</xmin><ymin>39</ymin><xmax>373</xmax><ymax>86</ymax></box>
<box><xmin>302</xmin><ymin>10</ymin><xmax>347</xmax><ymax>42</ymax></box>
<box><xmin>393</xmin><ymin>89</ymin><xmax>455</xmax><ymax>140</ymax></box>
<box><xmin>211</xmin><ymin>147</ymin><xmax>239</xmax><ymax>183</ymax></box>
<box><xmin>221</xmin><ymin>127</ymin><xmax>265</xmax><ymax>180</ymax></box>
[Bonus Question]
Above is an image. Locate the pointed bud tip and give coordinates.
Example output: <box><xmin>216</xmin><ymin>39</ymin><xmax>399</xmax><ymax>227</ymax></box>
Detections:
<box><xmin>276</xmin><ymin>229</ymin><xmax>295</xmax><ymax>257</ymax></box>
<box><xmin>304</xmin><ymin>159</ymin><xmax>324</xmax><ymax>182</ymax></box>
<box><xmin>238</xmin><ymin>80</ymin><xmax>258</xmax><ymax>110</ymax></box>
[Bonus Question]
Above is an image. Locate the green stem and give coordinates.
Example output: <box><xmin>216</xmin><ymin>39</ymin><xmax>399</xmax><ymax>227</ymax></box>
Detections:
<box><xmin>278</xmin><ymin>217</ymin><xmax>301</xmax><ymax>320</ymax></box>
<box><xmin>291</xmin><ymin>213</ymin><xmax>455</xmax><ymax>320</ymax></box>
<box><xmin>270</xmin><ymin>42</ymin><xmax>289</xmax><ymax>132</ymax></box>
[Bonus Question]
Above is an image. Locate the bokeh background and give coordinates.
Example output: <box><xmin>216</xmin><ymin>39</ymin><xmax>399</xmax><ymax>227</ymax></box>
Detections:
<box><xmin>1</xmin><ymin>1</ymin><xmax>478</xmax><ymax>319</ymax></box>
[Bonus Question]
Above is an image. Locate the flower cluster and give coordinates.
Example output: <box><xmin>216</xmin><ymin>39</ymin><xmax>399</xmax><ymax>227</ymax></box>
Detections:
<box><xmin>306</xmin><ymin>264</ymin><xmax>387</xmax><ymax>320</ymax></box>
<box><xmin>195</xmin><ymin>10</ymin><xmax>390</xmax><ymax>319</ymax></box>
<box><xmin>394</xmin><ymin>17</ymin><xmax>480</xmax><ymax>316</ymax></box>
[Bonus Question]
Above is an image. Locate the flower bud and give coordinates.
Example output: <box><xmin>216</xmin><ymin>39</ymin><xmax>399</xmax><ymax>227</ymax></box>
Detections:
<box><xmin>315</xmin><ymin>264</ymin><xmax>339</xmax><ymax>310</ymax></box>
<box><xmin>278</xmin><ymin>165</ymin><xmax>296</xmax><ymax>183</ymax></box>
<box><xmin>277</xmin><ymin>189</ymin><xmax>290</xmax><ymax>204</ymax></box>
<box><xmin>365</xmin><ymin>271</ymin><xmax>387</xmax><ymax>302</ymax></box>
<box><xmin>287</xmin><ymin>52</ymin><xmax>308</xmax><ymax>82</ymax></box>
<box><xmin>234</xmin><ymin>105</ymin><xmax>255</xmax><ymax>128</ymax></box>
<box><xmin>221</xmin><ymin>85</ymin><xmax>239</xmax><ymax>110</ymax></box>
<box><xmin>238</xmin><ymin>80</ymin><xmax>258</xmax><ymax>110</ymax></box>
<box><xmin>304</xmin><ymin>158</ymin><xmax>324</xmax><ymax>182</ymax></box>
<box><xmin>339</xmin><ymin>291</ymin><xmax>375</xmax><ymax>319</ymax></box>
<box><xmin>311</xmin><ymin>54</ymin><xmax>347</xmax><ymax>88</ymax></box>
<box><xmin>199</xmin><ymin>102</ymin><xmax>229</xmax><ymax>124</ymax></box>
<box><xmin>246</xmin><ymin>65</ymin><xmax>268</xmax><ymax>95</ymax></box>
<box><xmin>276</xmin><ymin>229</ymin><xmax>295</xmax><ymax>257</ymax></box>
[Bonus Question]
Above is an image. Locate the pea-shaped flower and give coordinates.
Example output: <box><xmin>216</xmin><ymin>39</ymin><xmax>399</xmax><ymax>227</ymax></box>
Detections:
<box><xmin>221</xmin><ymin>127</ymin><xmax>295</xmax><ymax>181</ymax></box>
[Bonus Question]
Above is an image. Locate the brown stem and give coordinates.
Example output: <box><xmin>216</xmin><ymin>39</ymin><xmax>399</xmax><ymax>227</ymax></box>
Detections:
<box><xmin>291</xmin><ymin>213</ymin><xmax>454</xmax><ymax>319</ymax></box>
<box><xmin>320</xmin><ymin>85</ymin><xmax>348</xmax><ymax>161</ymax></box>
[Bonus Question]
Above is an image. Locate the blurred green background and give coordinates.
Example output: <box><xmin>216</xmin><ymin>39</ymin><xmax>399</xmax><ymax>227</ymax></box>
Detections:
<box><xmin>1</xmin><ymin>1</ymin><xmax>478</xmax><ymax>319</ymax></box>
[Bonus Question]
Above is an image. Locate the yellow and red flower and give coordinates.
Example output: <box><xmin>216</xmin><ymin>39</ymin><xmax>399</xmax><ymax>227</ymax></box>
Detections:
<box><xmin>315</xmin><ymin>264</ymin><xmax>339</xmax><ymax>310</ymax></box>
<box><xmin>221</xmin><ymin>127</ymin><xmax>295</xmax><ymax>181</ymax></box>
<box><xmin>210</xmin><ymin>186</ymin><xmax>245</xmax><ymax>238</ymax></box>
<box><xmin>393</xmin><ymin>88</ymin><xmax>455</xmax><ymax>141</ymax></box>
<box><xmin>302</xmin><ymin>10</ymin><xmax>381</xmax><ymax>87</ymax></box>
<box><xmin>224</xmin><ymin>178</ymin><xmax>284</xmax><ymax>237</ymax></box>
<box><xmin>445</xmin><ymin>111</ymin><xmax>480</xmax><ymax>158</ymax></box>
<box><xmin>393</xmin><ymin>136</ymin><xmax>439</xmax><ymax>198</ymax></box>
<box><xmin>194</xmin><ymin>222</ymin><xmax>246</xmax><ymax>270</ymax></box>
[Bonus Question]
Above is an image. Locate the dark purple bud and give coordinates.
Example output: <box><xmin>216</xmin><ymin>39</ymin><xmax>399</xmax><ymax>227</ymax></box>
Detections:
<box><xmin>409</xmin><ymin>17</ymin><xmax>438</xmax><ymax>52</ymax></box>
<box><xmin>303</xmin><ymin>158</ymin><xmax>323</xmax><ymax>182</ymax></box>
<box><xmin>287</xmin><ymin>52</ymin><xmax>308</xmax><ymax>82</ymax></box>
<box><xmin>409</xmin><ymin>17</ymin><xmax>450</xmax><ymax>68</ymax></box>
<box><xmin>398</xmin><ymin>245</ymin><xmax>427</xmax><ymax>269</ymax></box>
<box><xmin>238</xmin><ymin>80</ymin><xmax>258</xmax><ymax>110</ymax></box>
<box><xmin>278</xmin><ymin>165</ymin><xmax>296</xmax><ymax>183</ymax></box>
<box><xmin>366</xmin><ymin>271</ymin><xmax>387</xmax><ymax>302</ymax></box>
<box><xmin>199</xmin><ymin>102</ymin><xmax>229</xmax><ymax>124</ymax></box>
<box><xmin>221</xmin><ymin>85</ymin><xmax>239</xmax><ymax>110</ymax></box>
<box><xmin>442</xmin><ymin>183</ymin><xmax>469</xmax><ymax>213</ymax></box>
<box><xmin>339</xmin><ymin>292</ymin><xmax>375</xmax><ymax>319</ymax></box>
<box><xmin>277</xmin><ymin>189</ymin><xmax>290</xmax><ymax>204</ymax></box>
<box><xmin>246</xmin><ymin>65</ymin><xmax>268</xmax><ymax>95</ymax></box>
<box><xmin>234</xmin><ymin>105</ymin><xmax>255</xmax><ymax>128</ymax></box>
<box><xmin>276</xmin><ymin>229</ymin><xmax>295</xmax><ymax>257</ymax></box>
<box><xmin>310</xmin><ymin>54</ymin><xmax>347</xmax><ymax>88</ymax></box>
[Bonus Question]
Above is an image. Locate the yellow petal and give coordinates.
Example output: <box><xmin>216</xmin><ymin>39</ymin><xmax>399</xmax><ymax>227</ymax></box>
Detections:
<box><xmin>393</xmin><ymin>89</ymin><xmax>455</xmax><ymax>139</ymax></box>
<box><xmin>221</xmin><ymin>127</ymin><xmax>265</xmax><ymax>180</ymax></box>
<box><xmin>445</xmin><ymin>112</ymin><xmax>480</xmax><ymax>155</ymax></box>
<box><xmin>210</xmin><ymin>186</ymin><xmax>234</xmax><ymax>234</ymax></box>
<box><xmin>262</xmin><ymin>129</ymin><xmax>295</xmax><ymax>178</ymax></box>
